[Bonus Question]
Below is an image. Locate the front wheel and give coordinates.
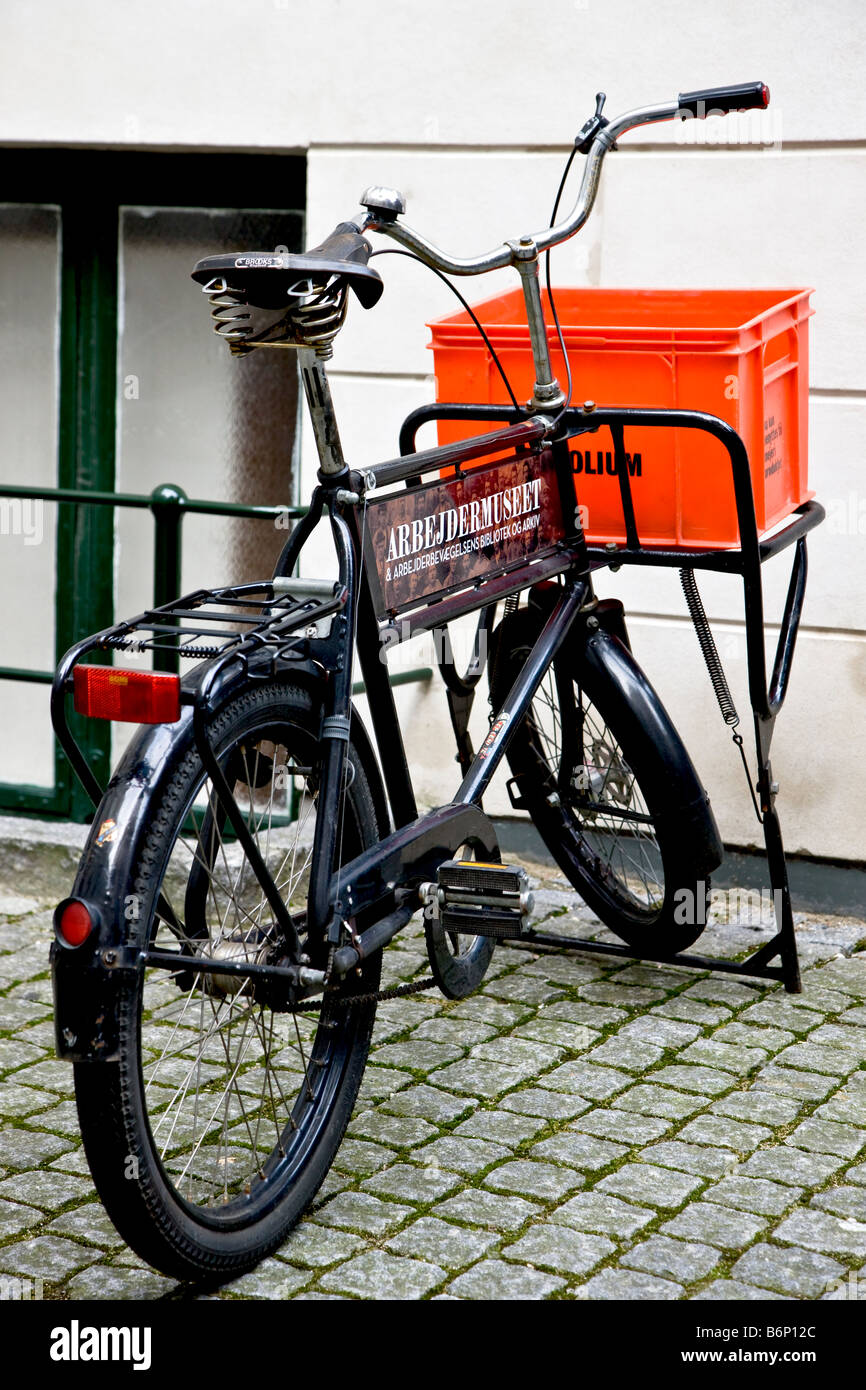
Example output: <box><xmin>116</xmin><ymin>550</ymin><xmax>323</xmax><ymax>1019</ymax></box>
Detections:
<box><xmin>74</xmin><ymin>679</ymin><xmax>385</xmax><ymax>1283</ymax></box>
<box><xmin>489</xmin><ymin>603</ymin><xmax>719</xmax><ymax>956</ymax></box>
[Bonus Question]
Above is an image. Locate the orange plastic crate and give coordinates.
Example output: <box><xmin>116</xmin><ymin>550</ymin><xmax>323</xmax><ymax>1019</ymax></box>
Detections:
<box><xmin>428</xmin><ymin>287</ymin><xmax>813</xmax><ymax>548</ymax></box>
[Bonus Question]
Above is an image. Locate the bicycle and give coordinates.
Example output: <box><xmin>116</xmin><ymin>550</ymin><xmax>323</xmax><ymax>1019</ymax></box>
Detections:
<box><xmin>49</xmin><ymin>80</ymin><xmax>823</xmax><ymax>1282</ymax></box>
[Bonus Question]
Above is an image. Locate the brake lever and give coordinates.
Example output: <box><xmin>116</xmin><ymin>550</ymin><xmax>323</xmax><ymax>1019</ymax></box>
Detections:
<box><xmin>574</xmin><ymin>91</ymin><xmax>616</xmax><ymax>154</ymax></box>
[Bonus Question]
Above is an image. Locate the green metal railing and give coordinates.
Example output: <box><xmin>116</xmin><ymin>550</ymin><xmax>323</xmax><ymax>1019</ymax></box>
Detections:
<box><xmin>0</xmin><ymin>481</ymin><xmax>432</xmax><ymax>816</ymax></box>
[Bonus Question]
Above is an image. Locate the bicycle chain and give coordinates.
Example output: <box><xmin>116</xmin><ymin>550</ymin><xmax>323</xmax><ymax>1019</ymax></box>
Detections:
<box><xmin>288</xmin><ymin>975</ymin><xmax>439</xmax><ymax>1014</ymax></box>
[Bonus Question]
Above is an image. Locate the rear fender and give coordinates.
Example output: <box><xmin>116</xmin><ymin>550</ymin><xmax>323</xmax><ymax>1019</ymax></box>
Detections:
<box><xmin>52</xmin><ymin>657</ymin><xmax>381</xmax><ymax>1062</ymax></box>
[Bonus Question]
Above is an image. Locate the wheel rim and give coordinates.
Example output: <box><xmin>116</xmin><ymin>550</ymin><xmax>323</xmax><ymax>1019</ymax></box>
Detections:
<box><xmin>524</xmin><ymin>666</ymin><xmax>665</xmax><ymax>918</ymax></box>
<box><xmin>134</xmin><ymin>716</ymin><xmax>370</xmax><ymax>1227</ymax></box>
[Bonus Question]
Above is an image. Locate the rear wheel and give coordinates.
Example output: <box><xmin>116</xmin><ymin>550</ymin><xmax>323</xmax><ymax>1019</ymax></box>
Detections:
<box><xmin>489</xmin><ymin>606</ymin><xmax>711</xmax><ymax>955</ymax></box>
<box><xmin>74</xmin><ymin>680</ymin><xmax>384</xmax><ymax>1283</ymax></box>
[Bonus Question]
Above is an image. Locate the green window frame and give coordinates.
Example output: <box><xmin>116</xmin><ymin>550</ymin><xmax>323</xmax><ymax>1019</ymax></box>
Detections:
<box><xmin>0</xmin><ymin>150</ymin><xmax>305</xmax><ymax>821</ymax></box>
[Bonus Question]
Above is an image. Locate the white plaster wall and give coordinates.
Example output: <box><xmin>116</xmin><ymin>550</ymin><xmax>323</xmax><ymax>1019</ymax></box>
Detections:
<box><xmin>2</xmin><ymin>0</ymin><xmax>864</xmax><ymax>860</ymax></box>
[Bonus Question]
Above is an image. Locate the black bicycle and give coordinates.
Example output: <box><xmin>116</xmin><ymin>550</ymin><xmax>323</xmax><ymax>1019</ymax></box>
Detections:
<box><xmin>49</xmin><ymin>80</ymin><xmax>822</xmax><ymax>1281</ymax></box>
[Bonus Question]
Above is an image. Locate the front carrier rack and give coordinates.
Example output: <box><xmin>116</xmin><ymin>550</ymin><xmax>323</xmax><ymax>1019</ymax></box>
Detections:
<box><xmin>398</xmin><ymin>400</ymin><xmax>826</xmax><ymax>995</ymax></box>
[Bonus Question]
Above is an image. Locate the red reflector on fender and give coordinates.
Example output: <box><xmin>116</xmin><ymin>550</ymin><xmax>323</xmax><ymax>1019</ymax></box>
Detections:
<box><xmin>57</xmin><ymin>899</ymin><xmax>93</xmax><ymax>947</ymax></box>
<box><xmin>73</xmin><ymin>666</ymin><xmax>181</xmax><ymax>724</ymax></box>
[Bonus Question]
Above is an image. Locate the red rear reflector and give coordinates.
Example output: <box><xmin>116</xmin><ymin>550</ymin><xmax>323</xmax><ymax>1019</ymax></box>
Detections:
<box><xmin>760</xmin><ymin>83</ymin><xmax>770</xmax><ymax>108</ymax></box>
<box><xmin>57</xmin><ymin>899</ymin><xmax>93</xmax><ymax>947</ymax></box>
<box><xmin>73</xmin><ymin>666</ymin><xmax>181</xmax><ymax>724</ymax></box>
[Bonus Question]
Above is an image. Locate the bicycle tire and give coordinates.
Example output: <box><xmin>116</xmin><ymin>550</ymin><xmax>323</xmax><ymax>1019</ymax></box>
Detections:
<box><xmin>489</xmin><ymin>604</ymin><xmax>714</xmax><ymax>955</ymax></box>
<box><xmin>73</xmin><ymin>679</ymin><xmax>384</xmax><ymax>1283</ymax></box>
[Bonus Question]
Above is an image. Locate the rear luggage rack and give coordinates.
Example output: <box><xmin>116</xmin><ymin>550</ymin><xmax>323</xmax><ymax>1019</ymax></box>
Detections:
<box><xmin>51</xmin><ymin>578</ymin><xmax>348</xmax><ymax>810</ymax></box>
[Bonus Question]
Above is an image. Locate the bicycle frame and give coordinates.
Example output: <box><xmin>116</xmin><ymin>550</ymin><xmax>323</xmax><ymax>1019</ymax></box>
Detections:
<box><xmin>274</xmin><ymin>418</ymin><xmax>595</xmax><ymax>953</ymax></box>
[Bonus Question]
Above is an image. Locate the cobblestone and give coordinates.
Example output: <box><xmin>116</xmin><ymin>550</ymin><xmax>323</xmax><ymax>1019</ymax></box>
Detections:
<box><xmin>383</xmin><ymin>1085</ymin><xmax>476</xmax><ymax>1124</ymax></box>
<box><xmin>452</xmin><ymin>1109</ymin><xmax>547</xmax><ymax>1146</ymax></box>
<box><xmin>546</xmin><ymin>1000</ymin><xmax>626</xmax><ymax>1028</ymax></box>
<box><xmin>311</xmin><ymin>1191</ymin><xmax>414</xmax><ymax>1235</ymax></box>
<box><xmin>0</xmin><ymin>1234</ymin><xmax>95</xmax><ymax>1280</ymax></box>
<box><xmin>347</xmin><ymin>1111</ymin><xmax>439</xmax><ymax>1149</ymax></box>
<box><xmin>654</xmin><ymin>998</ymin><xmax>730</xmax><ymax>1026</ymax></box>
<box><xmin>361</xmin><ymin>1163</ymin><xmax>462</xmax><ymax>1204</ymax></box>
<box><xmin>550</xmin><ymin>1191</ymin><xmax>655</xmax><ymax>1238</ymax></box>
<box><xmin>66</xmin><ymin>1266</ymin><xmax>177</xmax><ymax>1299</ymax></box>
<box><xmin>709</xmin><ymin>1090</ymin><xmax>803</xmax><ymax>1127</ymax></box>
<box><xmin>502</xmin><ymin>1225</ymin><xmax>614</xmax><ymax>1276</ymax></box>
<box><xmin>692</xmin><ymin>1279</ymin><xmax>794</xmax><ymax>1301</ymax></box>
<box><xmin>332</xmin><ymin>1139</ymin><xmax>394</xmax><ymax>1176</ymax></box>
<box><xmin>429</xmin><ymin>1059</ymin><xmax>527</xmax><ymax>1099</ymax></box>
<box><xmin>649</xmin><ymin>1065</ymin><xmax>733</xmax><ymax>1095</ymax></box>
<box><xmin>412</xmin><ymin>1135</ymin><xmax>510</xmax><ymax>1175</ymax></box>
<box><xmin>660</xmin><ymin>1202</ymin><xmax>770</xmax><ymax>1249</ymax></box>
<box><xmin>0</xmin><ymin>1170</ymin><xmax>93</xmax><ymax>1211</ymax></box>
<box><xmin>499</xmin><ymin>1088</ymin><xmax>590</xmax><ymax>1120</ymax></box>
<box><xmin>579</xmin><ymin>983</ymin><xmax>669</xmax><ymax>1008</ymax></box>
<box><xmin>677</xmin><ymin>1039</ymin><xmax>769</xmax><ymax>1075</ymax></box>
<box><xmin>447</xmin><ymin>1258</ymin><xmax>565</xmax><ymax>1300</ymax></box>
<box><xmin>484</xmin><ymin>1159</ymin><xmax>585</xmax><ymax>1201</ymax></box>
<box><xmin>619</xmin><ymin>1016</ymin><xmax>702</xmax><ymax>1048</ymax></box>
<box><xmin>386</xmin><ymin>1217</ymin><xmax>499</xmax><ymax>1268</ymax></box>
<box><xmin>0</xmin><ymin>1127</ymin><xmax>73</xmax><ymax>1167</ymax></box>
<box><xmin>739</xmin><ymin>1000</ymin><xmax>823</xmax><ymax>1033</ymax></box>
<box><xmin>712</xmin><ymin>1022</ymin><xmax>794</xmax><ymax>1051</ymax></box>
<box><xmin>773</xmin><ymin>1207</ymin><xmax>866</xmax><ymax>1260</ymax></box>
<box><xmin>436</xmin><ymin>1189</ymin><xmax>540</xmax><ymax>1231</ymax></box>
<box><xmin>319</xmin><ymin>1249</ymin><xmax>445</xmax><ymax>1300</ymax></box>
<box><xmin>597</xmin><ymin>1162</ymin><xmax>703</xmax><ymax>1209</ymax></box>
<box><xmin>572</xmin><ymin>1109</ymin><xmax>672</xmax><ymax>1145</ymax></box>
<box><xmin>814</xmin><ymin>1089</ymin><xmax>866</xmax><ymax>1126</ymax></box>
<box><xmin>371</xmin><ymin>1039</ymin><xmax>463</xmax><ymax>1073</ymax></box>
<box><xmin>753</xmin><ymin>1066</ymin><xmax>838</xmax><ymax>1101</ymax></box>
<box><xmin>0</xmin><ymin>1199</ymin><xmax>41</xmax><ymax>1239</ymax></box>
<box><xmin>277</xmin><ymin>1223</ymin><xmax>367</xmax><ymax>1268</ymax></box>
<box><xmin>582</xmin><ymin>1036</ymin><xmax>665</xmax><ymax>1072</ymax></box>
<box><xmin>776</xmin><ymin>1042</ymin><xmax>864</xmax><ymax>1076</ymax></box>
<box><xmin>3</xmin><ymin>854</ymin><xmax>866</xmax><ymax>1301</ymax></box>
<box><xmin>637</xmin><ymin>1141</ymin><xmax>735</xmax><ymax>1179</ymax></box>
<box><xmin>538</xmin><ymin>1060</ymin><xmax>631</xmax><ymax>1099</ymax></box>
<box><xmin>810</xmin><ymin>1186</ymin><xmax>866</xmax><ymax>1221</ymax></box>
<box><xmin>785</xmin><ymin>1117</ymin><xmax>866</xmax><ymax>1157</ymax></box>
<box><xmin>578</xmin><ymin>1267</ymin><xmax>683</xmax><ymax>1300</ymax></box>
<box><xmin>738</xmin><ymin>1147</ymin><xmax>844</xmax><ymax>1187</ymax></box>
<box><xmin>531</xmin><ymin>1131</ymin><xmax>629</xmax><ymax>1172</ymax></box>
<box><xmin>512</xmin><ymin>1024</ymin><xmax>599</xmax><ymax>1057</ymax></box>
<box><xmin>676</xmin><ymin>1115</ymin><xmax>772</xmax><ymax>1152</ymax></box>
<box><xmin>730</xmin><ymin>1243</ymin><xmax>845</xmax><ymax>1298</ymax></box>
<box><xmin>808</xmin><ymin>1023</ymin><xmax>866</xmax><ymax>1055</ymax></box>
<box><xmin>611</xmin><ymin>1086</ymin><xmax>707</xmax><ymax>1119</ymax></box>
<box><xmin>621</xmin><ymin>1234</ymin><xmax>720</xmax><ymax>1284</ymax></box>
<box><xmin>703</xmin><ymin>1176</ymin><xmax>804</xmax><ymax>1217</ymax></box>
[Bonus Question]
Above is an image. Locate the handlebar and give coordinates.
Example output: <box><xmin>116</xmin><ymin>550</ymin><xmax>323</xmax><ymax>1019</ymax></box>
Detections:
<box><xmin>360</xmin><ymin>84</ymin><xmax>769</xmax><ymax>277</ymax></box>
<box><xmin>678</xmin><ymin>81</ymin><xmax>770</xmax><ymax>117</ymax></box>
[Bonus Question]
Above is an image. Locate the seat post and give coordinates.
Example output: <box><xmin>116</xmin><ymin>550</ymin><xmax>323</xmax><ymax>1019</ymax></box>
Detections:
<box><xmin>298</xmin><ymin>348</ymin><xmax>346</xmax><ymax>475</ymax></box>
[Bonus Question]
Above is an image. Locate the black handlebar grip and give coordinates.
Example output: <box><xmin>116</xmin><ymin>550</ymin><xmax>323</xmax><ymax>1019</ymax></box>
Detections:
<box><xmin>678</xmin><ymin>82</ymin><xmax>770</xmax><ymax>117</ymax></box>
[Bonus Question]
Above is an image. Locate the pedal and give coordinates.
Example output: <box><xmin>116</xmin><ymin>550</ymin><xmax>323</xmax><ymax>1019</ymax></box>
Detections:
<box><xmin>435</xmin><ymin>860</ymin><xmax>533</xmax><ymax>940</ymax></box>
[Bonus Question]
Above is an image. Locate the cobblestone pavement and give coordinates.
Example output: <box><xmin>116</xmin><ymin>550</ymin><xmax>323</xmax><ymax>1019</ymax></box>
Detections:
<box><xmin>2</xmin><ymin>855</ymin><xmax>866</xmax><ymax>1303</ymax></box>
